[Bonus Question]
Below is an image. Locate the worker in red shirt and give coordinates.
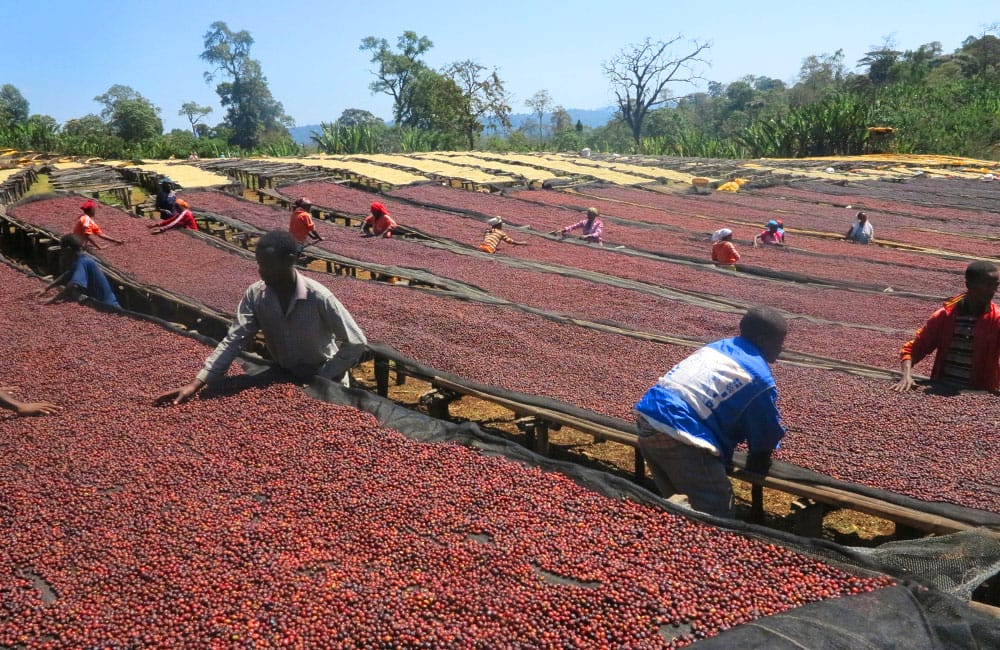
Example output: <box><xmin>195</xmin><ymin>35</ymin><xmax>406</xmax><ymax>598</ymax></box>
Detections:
<box><xmin>362</xmin><ymin>202</ymin><xmax>397</xmax><ymax>238</ymax></box>
<box><xmin>289</xmin><ymin>197</ymin><xmax>323</xmax><ymax>244</ymax></box>
<box><xmin>149</xmin><ymin>199</ymin><xmax>198</xmax><ymax>234</ymax></box>
<box><xmin>711</xmin><ymin>228</ymin><xmax>740</xmax><ymax>268</ymax></box>
<box><xmin>893</xmin><ymin>261</ymin><xmax>1000</xmax><ymax>392</ymax></box>
<box><xmin>73</xmin><ymin>199</ymin><xmax>123</xmax><ymax>249</ymax></box>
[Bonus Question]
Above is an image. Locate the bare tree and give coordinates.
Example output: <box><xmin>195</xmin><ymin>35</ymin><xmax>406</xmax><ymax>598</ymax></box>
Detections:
<box><xmin>525</xmin><ymin>90</ymin><xmax>552</xmax><ymax>147</ymax></box>
<box><xmin>604</xmin><ymin>36</ymin><xmax>710</xmax><ymax>145</ymax></box>
<box><xmin>444</xmin><ymin>60</ymin><xmax>512</xmax><ymax>148</ymax></box>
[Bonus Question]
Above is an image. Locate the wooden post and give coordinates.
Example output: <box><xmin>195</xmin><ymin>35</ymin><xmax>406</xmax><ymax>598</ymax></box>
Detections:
<box><xmin>374</xmin><ymin>356</ymin><xmax>390</xmax><ymax>397</ymax></box>
<box><xmin>535</xmin><ymin>420</ymin><xmax>550</xmax><ymax>456</ymax></box>
<box><xmin>750</xmin><ymin>485</ymin><xmax>764</xmax><ymax>524</ymax></box>
<box><xmin>633</xmin><ymin>448</ymin><xmax>645</xmax><ymax>483</ymax></box>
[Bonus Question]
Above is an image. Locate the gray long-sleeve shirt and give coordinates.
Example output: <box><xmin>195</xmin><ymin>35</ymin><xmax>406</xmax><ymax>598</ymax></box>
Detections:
<box><xmin>196</xmin><ymin>272</ymin><xmax>367</xmax><ymax>386</ymax></box>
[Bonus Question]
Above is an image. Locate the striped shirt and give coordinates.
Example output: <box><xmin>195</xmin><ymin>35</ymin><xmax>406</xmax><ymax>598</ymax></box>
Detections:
<box><xmin>479</xmin><ymin>228</ymin><xmax>514</xmax><ymax>254</ymax></box>
<box><xmin>940</xmin><ymin>314</ymin><xmax>976</xmax><ymax>387</ymax></box>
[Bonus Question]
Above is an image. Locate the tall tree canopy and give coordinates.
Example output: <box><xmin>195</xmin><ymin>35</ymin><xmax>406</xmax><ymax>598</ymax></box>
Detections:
<box><xmin>360</xmin><ymin>31</ymin><xmax>433</xmax><ymax>125</ymax></box>
<box><xmin>94</xmin><ymin>85</ymin><xmax>163</xmax><ymax>142</ymax></box>
<box><xmin>604</xmin><ymin>36</ymin><xmax>710</xmax><ymax>145</ymax></box>
<box><xmin>0</xmin><ymin>84</ymin><xmax>29</xmax><ymax>125</ymax></box>
<box><xmin>201</xmin><ymin>21</ymin><xmax>291</xmax><ymax>149</ymax></box>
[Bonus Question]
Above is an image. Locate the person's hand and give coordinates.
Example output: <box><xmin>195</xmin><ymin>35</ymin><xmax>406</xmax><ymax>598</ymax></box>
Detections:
<box><xmin>892</xmin><ymin>375</ymin><xmax>916</xmax><ymax>392</ymax></box>
<box><xmin>150</xmin><ymin>227</ymin><xmax>163</xmax><ymax>235</ymax></box>
<box><xmin>153</xmin><ymin>380</ymin><xmax>205</xmax><ymax>406</ymax></box>
<box><xmin>16</xmin><ymin>401</ymin><xmax>61</xmax><ymax>416</ymax></box>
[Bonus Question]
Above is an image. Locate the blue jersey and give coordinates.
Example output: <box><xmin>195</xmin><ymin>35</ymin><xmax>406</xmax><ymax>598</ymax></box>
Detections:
<box><xmin>634</xmin><ymin>337</ymin><xmax>784</xmax><ymax>462</ymax></box>
<box><xmin>69</xmin><ymin>254</ymin><xmax>120</xmax><ymax>308</ymax></box>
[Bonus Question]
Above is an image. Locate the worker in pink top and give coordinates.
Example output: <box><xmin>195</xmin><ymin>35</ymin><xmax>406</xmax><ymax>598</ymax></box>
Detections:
<box><xmin>554</xmin><ymin>207</ymin><xmax>603</xmax><ymax>244</ymax></box>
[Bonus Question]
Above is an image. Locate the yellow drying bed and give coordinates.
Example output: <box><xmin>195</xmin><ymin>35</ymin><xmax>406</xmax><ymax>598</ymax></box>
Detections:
<box><xmin>460</xmin><ymin>152</ymin><xmax>654</xmax><ymax>185</ymax></box>
<box><xmin>540</xmin><ymin>153</ymin><xmax>707</xmax><ymax>184</ymax></box>
<box><xmin>414</xmin><ymin>153</ymin><xmax>558</xmax><ymax>183</ymax></box>
<box><xmin>348</xmin><ymin>154</ymin><xmax>513</xmax><ymax>184</ymax></box>
<box><xmin>0</xmin><ymin>168</ymin><xmax>25</xmax><ymax>183</ymax></box>
<box><xmin>285</xmin><ymin>156</ymin><xmax>428</xmax><ymax>187</ymax></box>
<box><xmin>130</xmin><ymin>163</ymin><xmax>232</xmax><ymax>188</ymax></box>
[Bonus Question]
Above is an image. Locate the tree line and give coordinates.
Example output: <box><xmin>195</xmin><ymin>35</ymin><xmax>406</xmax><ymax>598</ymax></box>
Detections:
<box><xmin>1</xmin><ymin>23</ymin><xmax>998</xmax><ymax>160</ymax></box>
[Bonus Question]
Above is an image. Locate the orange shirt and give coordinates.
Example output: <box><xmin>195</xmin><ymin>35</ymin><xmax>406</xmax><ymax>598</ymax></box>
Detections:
<box><xmin>74</xmin><ymin>214</ymin><xmax>103</xmax><ymax>237</ymax></box>
<box><xmin>363</xmin><ymin>213</ymin><xmax>397</xmax><ymax>236</ymax></box>
<box><xmin>712</xmin><ymin>240</ymin><xmax>740</xmax><ymax>265</ymax></box>
<box><xmin>289</xmin><ymin>208</ymin><xmax>315</xmax><ymax>243</ymax></box>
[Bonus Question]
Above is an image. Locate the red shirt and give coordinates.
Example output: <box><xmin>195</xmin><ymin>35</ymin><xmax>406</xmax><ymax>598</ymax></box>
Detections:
<box><xmin>289</xmin><ymin>208</ymin><xmax>315</xmax><ymax>243</ymax></box>
<box><xmin>364</xmin><ymin>213</ymin><xmax>397</xmax><ymax>236</ymax></box>
<box><xmin>74</xmin><ymin>213</ymin><xmax>103</xmax><ymax>237</ymax></box>
<box><xmin>900</xmin><ymin>295</ymin><xmax>1000</xmax><ymax>390</ymax></box>
<box><xmin>712</xmin><ymin>241</ymin><xmax>740</xmax><ymax>264</ymax></box>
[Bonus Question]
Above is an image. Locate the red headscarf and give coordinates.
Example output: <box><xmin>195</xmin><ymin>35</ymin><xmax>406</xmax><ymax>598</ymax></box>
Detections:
<box><xmin>370</xmin><ymin>201</ymin><xmax>388</xmax><ymax>216</ymax></box>
<box><xmin>80</xmin><ymin>199</ymin><xmax>96</xmax><ymax>211</ymax></box>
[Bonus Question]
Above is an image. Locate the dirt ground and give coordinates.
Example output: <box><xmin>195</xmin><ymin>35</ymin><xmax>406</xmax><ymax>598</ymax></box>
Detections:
<box><xmin>350</xmin><ymin>361</ymin><xmax>897</xmax><ymax>546</ymax></box>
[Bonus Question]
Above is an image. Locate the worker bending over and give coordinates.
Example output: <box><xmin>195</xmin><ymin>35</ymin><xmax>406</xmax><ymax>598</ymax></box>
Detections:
<box><xmin>74</xmin><ymin>199</ymin><xmax>123</xmax><ymax>249</ymax></box>
<box><xmin>633</xmin><ymin>306</ymin><xmax>788</xmax><ymax>518</ymax></box>
<box><xmin>893</xmin><ymin>261</ymin><xmax>999</xmax><ymax>392</ymax></box>
<box><xmin>155</xmin><ymin>231</ymin><xmax>367</xmax><ymax>405</ymax></box>
<box><xmin>149</xmin><ymin>199</ymin><xmax>198</xmax><ymax>234</ymax></box>
<box><xmin>554</xmin><ymin>207</ymin><xmax>603</xmax><ymax>244</ymax></box>
<box><xmin>362</xmin><ymin>202</ymin><xmax>397</xmax><ymax>238</ymax></box>
<box><xmin>711</xmin><ymin>228</ymin><xmax>740</xmax><ymax>268</ymax></box>
<box><xmin>479</xmin><ymin>217</ymin><xmax>527</xmax><ymax>254</ymax></box>
<box><xmin>289</xmin><ymin>198</ymin><xmax>323</xmax><ymax>243</ymax></box>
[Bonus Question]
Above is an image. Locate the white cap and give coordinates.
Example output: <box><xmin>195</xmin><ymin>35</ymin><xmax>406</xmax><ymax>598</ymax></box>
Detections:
<box><xmin>984</xmin><ymin>173</ymin><xmax>995</xmax><ymax>181</ymax></box>
<box><xmin>825</xmin><ymin>167</ymin><xmax>836</xmax><ymax>173</ymax></box>
<box><xmin>711</xmin><ymin>228</ymin><xmax>733</xmax><ymax>242</ymax></box>
<box><xmin>487</xmin><ymin>216</ymin><xmax>503</xmax><ymax>226</ymax></box>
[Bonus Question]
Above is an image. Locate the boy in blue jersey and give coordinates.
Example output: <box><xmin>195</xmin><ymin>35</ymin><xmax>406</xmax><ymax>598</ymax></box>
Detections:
<box><xmin>634</xmin><ymin>306</ymin><xmax>788</xmax><ymax>518</ymax></box>
<box><xmin>37</xmin><ymin>234</ymin><xmax>121</xmax><ymax>308</ymax></box>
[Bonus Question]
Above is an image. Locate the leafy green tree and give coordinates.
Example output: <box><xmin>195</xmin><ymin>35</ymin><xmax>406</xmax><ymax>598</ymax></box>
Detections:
<box><xmin>94</xmin><ymin>85</ymin><xmax>163</xmax><ymax>142</ymax></box>
<box><xmin>858</xmin><ymin>38</ymin><xmax>902</xmax><ymax>86</ymax></box>
<box><xmin>335</xmin><ymin>108</ymin><xmax>383</xmax><ymax>127</ymax></box>
<box><xmin>360</xmin><ymin>31</ymin><xmax>433</xmax><ymax>125</ymax></box>
<box><xmin>201</xmin><ymin>21</ymin><xmax>292</xmax><ymax>149</ymax></box>
<box><xmin>179</xmin><ymin>101</ymin><xmax>213</xmax><ymax>137</ymax></box>
<box><xmin>789</xmin><ymin>50</ymin><xmax>846</xmax><ymax>106</ymax></box>
<box><xmin>603</xmin><ymin>36</ymin><xmax>710</xmax><ymax>146</ymax></box>
<box><xmin>0</xmin><ymin>84</ymin><xmax>29</xmax><ymax>125</ymax></box>
<box><xmin>403</xmin><ymin>69</ymin><xmax>475</xmax><ymax>148</ymax></box>
<box><xmin>63</xmin><ymin>114</ymin><xmax>109</xmax><ymax>137</ymax></box>
<box><xmin>443</xmin><ymin>60</ymin><xmax>512</xmax><ymax>148</ymax></box>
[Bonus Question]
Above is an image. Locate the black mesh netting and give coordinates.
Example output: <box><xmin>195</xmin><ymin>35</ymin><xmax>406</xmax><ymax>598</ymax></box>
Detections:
<box><xmin>305</xmin><ymin>375</ymin><xmax>1000</xmax><ymax>648</ymax></box>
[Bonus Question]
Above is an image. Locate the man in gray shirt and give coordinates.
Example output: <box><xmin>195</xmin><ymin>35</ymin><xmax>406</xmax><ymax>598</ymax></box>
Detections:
<box><xmin>155</xmin><ymin>231</ymin><xmax>367</xmax><ymax>406</ymax></box>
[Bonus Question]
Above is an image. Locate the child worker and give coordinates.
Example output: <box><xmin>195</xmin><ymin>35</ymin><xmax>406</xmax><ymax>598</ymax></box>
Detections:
<box><xmin>73</xmin><ymin>199</ymin><xmax>124</xmax><ymax>249</ymax></box>
<box><xmin>711</xmin><ymin>228</ymin><xmax>740</xmax><ymax>269</ymax></box>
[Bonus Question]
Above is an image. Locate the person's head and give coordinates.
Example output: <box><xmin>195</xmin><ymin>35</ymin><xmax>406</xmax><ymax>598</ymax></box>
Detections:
<box><xmin>586</xmin><ymin>207</ymin><xmax>599</xmax><ymax>220</ymax></box>
<box><xmin>160</xmin><ymin>179</ymin><xmax>172</xmax><ymax>190</ymax></box>
<box><xmin>739</xmin><ymin>306</ymin><xmax>788</xmax><ymax>363</ymax></box>
<box><xmin>59</xmin><ymin>233</ymin><xmax>84</xmax><ymax>264</ymax></box>
<box><xmin>856</xmin><ymin>211</ymin><xmax>867</xmax><ymax>223</ymax></box>
<box><xmin>255</xmin><ymin>230</ymin><xmax>299</xmax><ymax>290</ymax></box>
<box><xmin>370</xmin><ymin>201</ymin><xmax>387</xmax><ymax>217</ymax></box>
<box><xmin>488</xmin><ymin>216</ymin><xmax>503</xmax><ymax>229</ymax></box>
<box><xmin>295</xmin><ymin>197</ymin><xmax>311</xmax><ymax>210</ymax></box>
<box><xmin>712</xmin><ymin>227</ymin><xmax>733</xmax><ymax>243</ymax></box>
<box><xmin>80</xmin><ymin>198</ymin><xmax>96</xmax><ymax>217</ymax></box>
<box><xmin>964</xmin><ymin>261</ymin><xmax>999</xmax><ymax>308</ymax></box>
<box><xmin>766</xmin><ymin>219</ymin><xmax>779</xmax><ymax>232</ymax></box>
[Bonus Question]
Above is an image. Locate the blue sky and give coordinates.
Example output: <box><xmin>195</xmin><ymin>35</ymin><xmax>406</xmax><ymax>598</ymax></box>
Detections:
<box><xmin>7</xmin><ymin>1</ymin><xmax>997</xmax><ymax>132</ymax></box>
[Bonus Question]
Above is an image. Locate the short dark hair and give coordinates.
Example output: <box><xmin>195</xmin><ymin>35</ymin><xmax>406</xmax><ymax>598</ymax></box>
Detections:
<box><xmin>256</xmin><ymin>230</ymin><xmax>300</xmax><ymax>260</ymax></box>
<box><xmin>739</xmin><ymin>306</ymin><xmax>787</xmax><ymax>345</ymax></box>
<box><xmin>59</xmin><ymin>233</ymin><xmax>84</xmax><ymax>252</ymax></box>
<box><xmin>966</xmin><ymin>261</ymin><xmax>997</xmax><ymax>285</ymax></box>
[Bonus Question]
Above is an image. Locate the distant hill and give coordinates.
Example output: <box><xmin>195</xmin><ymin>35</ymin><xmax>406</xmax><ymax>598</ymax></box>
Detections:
<box><xmin>288</xmin><ymin>107</ymin><xmax>616</xmax><ymax>145</ymax></box>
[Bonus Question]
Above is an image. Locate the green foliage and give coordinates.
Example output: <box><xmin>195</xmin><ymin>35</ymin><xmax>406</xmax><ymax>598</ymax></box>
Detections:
<box><xmin>179</xmin><ymin>101</ymin><xmax>213</xmax><ymax>136</ymax></box>
<box><xmin>360</xmin><ymin>31</ymin><xmax>433</xmax><ymax>125</ymax></box>
<box><xmin>201</xmin><ymin>21</ymin><xmax>291</xmax><ymax>149</ymax></box>
<box><xmin>311</xmin><ymin>122</ymin><xmax>382</xmax><ymax>154</ymax></box>
<box><xmin>443</xmin><ymin>60</ymin><xmax>512</xmax><ymax>148</ymax></box>
<box><xmin>0</xmin><ymin>84</ymin><xmax>29</xmax><ymax>125</ymax></box>
<box><xmin>93</xmin><ymin>85</ymin><xmax>163</xmax><ymax>142</ymax></box>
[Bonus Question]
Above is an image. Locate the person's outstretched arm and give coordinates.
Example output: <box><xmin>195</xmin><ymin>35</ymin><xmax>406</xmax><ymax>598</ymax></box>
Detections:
<box><xmin>0</xmin><ymin>389</ymin><xmax>60</xmax><ymax>416</ymax></box>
